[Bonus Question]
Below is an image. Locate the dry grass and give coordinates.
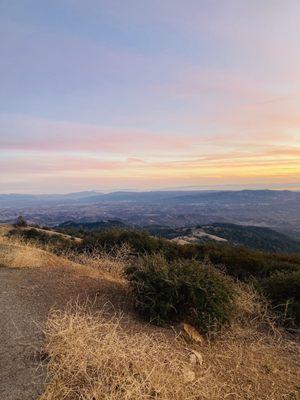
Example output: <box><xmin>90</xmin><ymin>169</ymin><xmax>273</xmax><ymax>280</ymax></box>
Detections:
<box><xmin>40</xmin><ymin>289</ymin><xmax>300</xmax><ymax>400</ymax></box>
<box><xmin>231</xmin><ymin>283</ymin><xmax>280</xmax><ymax>336</ymax></box>
<box><xmin>0</xmin><ymin>223</ymin><xmax>12</xmax><ymax>237</ymax></box>
<box><xmin>0</xmin><ymin>236</ymin><xmax>55</xmax><ymax>269</ymax></box>
<box><xmin>0</xmin><ymin>232</ymin><xmax>120</xmax><ymax>277</ymax></box>
<box><xmin>64</xmin><ymin>243</ymin><xmax>131</xmax><ymax>280</ymax></box>
<box><xmin>40</xmin><ymin>303</ymin><xmax>206</xmax><ymax>400</ymax></box>
<box><xmin>199</xmin><ymin>285</ymin><xmax>300</xmax><ymax>399</ymax></box>
<box><xmin>0</xmin><ymin>225</ymin><xmax>129</xmax><ymax>279</ymax></box>
<box><xmin>0</xmin><ymin>234</ymin><xmax>76</xmax><ymax>270</ymax></box>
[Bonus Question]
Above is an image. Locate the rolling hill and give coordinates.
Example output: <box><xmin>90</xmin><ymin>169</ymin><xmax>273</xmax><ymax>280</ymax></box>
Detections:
<box><xmin>55</xmin><ymin>219</ymin><xmax>300</xmax><ymax>254</ymax></box>
<box><xmin>200</xmin><ymin>223</ymin><xmax>300</xmax><ymax>254</ymax></box>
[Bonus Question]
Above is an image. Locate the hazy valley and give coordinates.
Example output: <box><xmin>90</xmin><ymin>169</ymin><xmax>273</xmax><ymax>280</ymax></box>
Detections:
<box><xmin>1</xmin><ymin>190</ymin><xmax>300</xmax><ymax>240</ymax></box>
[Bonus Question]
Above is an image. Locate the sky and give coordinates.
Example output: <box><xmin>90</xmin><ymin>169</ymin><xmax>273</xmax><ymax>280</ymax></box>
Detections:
<box><xmin>0</xmin><ymin>0</ymin><xmax>300</xmax><ymax>193</ymax></box>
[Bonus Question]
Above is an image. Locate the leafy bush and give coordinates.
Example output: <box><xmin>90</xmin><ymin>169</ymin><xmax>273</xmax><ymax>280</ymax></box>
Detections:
<box><xmin>76</xmin><ymin>229</ymin><xmax>300</xmax><ymax>279</ymax></box>
<box><xmin>34</xmin><ymin>226</ymin><xmax>300</xmax><ymax>327</ymax></box>
<box><xmin>262</xmin><ymin>271</ymin><xmax>300</xmax><ymax>325</ymax></box>
<box><xmin>125</xmin><ymin>254</ymin><xmax>236</xmax><ymax>333</ymax></box>
<box><xmin>78</xmin><ymin>229</ymin><xmax>175</xmax><ymax>256</ymax></box>
<box><xmin>74</xmin><ymin>229</ymin><xmax>300</xmax><ymax>327</ymax></box>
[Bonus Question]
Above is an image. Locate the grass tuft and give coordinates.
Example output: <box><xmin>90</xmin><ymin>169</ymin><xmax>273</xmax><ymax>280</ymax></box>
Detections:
<box><xmin>40</xmin><ymin>303</ymin><xmax>204</xmax><ymax>400</ymax></box>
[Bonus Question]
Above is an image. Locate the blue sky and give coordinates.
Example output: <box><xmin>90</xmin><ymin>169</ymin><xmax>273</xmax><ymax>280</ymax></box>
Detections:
<box><xmin>0</xmin><ymin>1</ymin><xmax>300</xmax><ymax>193</ymax></box>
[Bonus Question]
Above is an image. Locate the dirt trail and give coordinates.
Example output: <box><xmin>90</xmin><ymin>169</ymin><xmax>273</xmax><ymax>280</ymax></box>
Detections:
<box><xmin>0</xmin><ymin>265</ymin><xmax>124</xmax><ymax>400</ymax></box>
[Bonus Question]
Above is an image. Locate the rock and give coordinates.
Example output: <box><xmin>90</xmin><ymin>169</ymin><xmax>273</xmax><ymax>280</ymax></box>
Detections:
<box><xmin>189</xmin><ymin>349</ymin><xmax>203</xmax><ymax>365</ymax></box>
<box><xmin>179</xmin><ymin>322</ymin><xmax>203</xmax><ymax>345</ymax></box>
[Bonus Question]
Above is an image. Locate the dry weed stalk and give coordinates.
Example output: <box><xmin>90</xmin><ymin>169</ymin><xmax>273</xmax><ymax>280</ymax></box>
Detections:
<box><xmin>64</xmin><ymin>243</ymin><xmax>131</xmax><ymax>279</ymax></box>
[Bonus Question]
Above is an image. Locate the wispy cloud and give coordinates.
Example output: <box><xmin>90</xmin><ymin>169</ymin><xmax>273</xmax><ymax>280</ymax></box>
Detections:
<box><xmin>0</xmin><ymin>114</ymin><xmax>194</xmax><ymax>154</ymax></box>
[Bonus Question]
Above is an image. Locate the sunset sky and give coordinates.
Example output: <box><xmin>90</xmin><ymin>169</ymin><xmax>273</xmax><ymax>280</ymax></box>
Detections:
<box><xmin>0</xmin><ymin>0</ymin><xmax>300</xmax><ymax>193</ymax></box>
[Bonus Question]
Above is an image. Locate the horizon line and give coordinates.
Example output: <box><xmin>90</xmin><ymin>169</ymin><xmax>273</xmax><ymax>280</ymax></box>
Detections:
<box><xmin>1</xmin><ymin>187</ymin><xmax>300</xmax><ymax>196</ymax></box>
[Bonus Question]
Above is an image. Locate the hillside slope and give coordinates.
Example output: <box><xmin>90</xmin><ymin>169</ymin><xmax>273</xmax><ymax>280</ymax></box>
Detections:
<box><xmin>57</xmin><ymin>219</ymin><xmax>300</xmax><ymax>253</ymax></box>
<box><xmin>0</xmin><ymin>227</ymin><xmax>299</xmax><ymax>399</ymax></box>
<box><xmin>202</xmin><ymin>223</ymin><xmax>300</xmax><ymax>253</ymax></box>
<box><xmin>147</xmin><ymin>223</ymin><xmax>300</xmax><ymax>253</ymax></box>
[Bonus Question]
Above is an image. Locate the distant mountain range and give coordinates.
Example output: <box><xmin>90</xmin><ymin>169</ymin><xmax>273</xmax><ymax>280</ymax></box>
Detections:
<box><xmin>1</xmin><ymin>189</ymin><xmax>300</xmax><ymax>207</ymax></box>
<box><xmin>0</xmin><ymin>191</ymin><xmax>101</xmax><ymax>206</ymax></box>
<box><xmin>1</xmin><ymin>190</ymin><xmax>300</xmax><ymax>241</ymax></box>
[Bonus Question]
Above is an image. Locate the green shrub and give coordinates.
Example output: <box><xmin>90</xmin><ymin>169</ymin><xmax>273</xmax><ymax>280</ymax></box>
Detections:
<box><xmin>74</xmin><ymin>229</ymin><xmax>300</xmax><ymax>280</ymax></box>
<box><xmin>193</xmin><ymin>243</ymin><xmax>300</xmax><ymax>280</ymax></box>
<box><xmin>78</xmin><ymin>229</ymin><xmax>176</xmax><ymax>256</ymax></box>
<box><xmin>262</xmin><ymin>271</ymin><xmax>300</xmax><ymax>325</ymax></box>
<box><xmin>125</xmin><ymin>254</ymin><xmax>236</xmax><ymax>333</ymax></box>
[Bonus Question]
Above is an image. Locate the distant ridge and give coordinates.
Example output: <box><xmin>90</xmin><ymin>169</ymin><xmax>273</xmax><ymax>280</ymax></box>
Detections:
<box><xmin>1</xmin><ymin>189</ymin><xmax>300</xmax><ymax>207</ymax></box>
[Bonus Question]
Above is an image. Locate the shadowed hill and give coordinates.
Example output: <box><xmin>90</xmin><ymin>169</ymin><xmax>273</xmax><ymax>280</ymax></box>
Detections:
<box><xmin>201</xmin><ymin>223</ymin><xmax>300</xmax><ymax>253</ymax></box>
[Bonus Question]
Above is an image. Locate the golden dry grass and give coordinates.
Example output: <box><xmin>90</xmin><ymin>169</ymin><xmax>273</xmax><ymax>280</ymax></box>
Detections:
<box><xmin>0</xmin><ymin>226</ymin><xmax>128</xmax><ymax>280</ymax></box>
<box><xmin>0</xmin><ymin>232</ymin><xmax>123</xmax><ymax>280</ymax></box>
<box><xmin>63</xmin><ymin>243</ymin><xmax>131</xmax><ymax>280</ymax></box>
<box><xmin>40</xmin><ymin>290</ymin><xmax>300</xmax><ymax>400</ymax></box>
<box><xmin>0</xmin><ymin>223</ymin><xmax>12</xmax><ymax>237</ymax></box>
<box><xmin>0</xmin><ymin>235</ymin><xmax>61</xmax><ymax>269</ymax></box>
<box><xmin>0</xmin><ymin>232</ymin><xmax>87</xmax><ymax>271</ymax></box>
<box><xmin>40</xmin><ymin>303</ymin><xmax>209</xmax><ymax>400</ymax></box>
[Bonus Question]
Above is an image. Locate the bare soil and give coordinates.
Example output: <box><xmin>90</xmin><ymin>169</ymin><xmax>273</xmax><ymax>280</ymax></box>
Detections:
<box><xmin>0</xmin><ymin>265</ymin><xmax>127</xmax><ymax>400</ymax></box>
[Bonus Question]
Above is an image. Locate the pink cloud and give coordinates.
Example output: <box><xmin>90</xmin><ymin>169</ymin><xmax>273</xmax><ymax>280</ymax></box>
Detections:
<box><xmin>0</xmin><ymin>156</ymin><xmax>128</xmax><ymax>174</ymax></box>
<box><xmin>0</xmin><ymin>114</ymin><xmax>194</xmax><ymax>153</ymax></box>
